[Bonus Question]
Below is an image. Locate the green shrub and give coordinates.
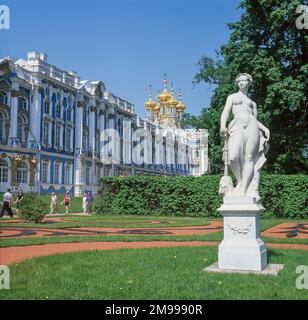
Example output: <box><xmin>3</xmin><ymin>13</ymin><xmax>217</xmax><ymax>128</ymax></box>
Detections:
<box><xmin>94</xmin><ymin>174</ymin><xmax>308</xmax><ymax>218</ymax></box>
<box><xmin>18</xmin><ymin>193</ymin><xmax>49</xmax><ymax>223</ymax></box>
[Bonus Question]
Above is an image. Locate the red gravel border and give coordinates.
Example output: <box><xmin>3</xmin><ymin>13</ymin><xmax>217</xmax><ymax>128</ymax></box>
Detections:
<box><xmin>1</xmin><ymin>241</ymin><xmax>308</xmax><ymax>265</ymax></box>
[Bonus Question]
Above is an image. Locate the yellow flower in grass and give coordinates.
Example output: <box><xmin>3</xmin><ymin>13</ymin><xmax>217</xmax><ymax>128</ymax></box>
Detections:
<box><xmin>218</xmin><ymin>281</ymin><xmax>222</xmax><ymax>285</ymax></box>
<box><xmin>128</xmin><ymin>280</ymin><xmax>133</xmax><ymax>284</ymax></box>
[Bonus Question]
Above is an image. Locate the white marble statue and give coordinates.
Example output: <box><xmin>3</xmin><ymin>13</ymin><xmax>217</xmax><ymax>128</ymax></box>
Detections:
<box><xmin>219</xmin><ymin>73</ymin><xmax>270</xmax><ymax>201</ymax></box>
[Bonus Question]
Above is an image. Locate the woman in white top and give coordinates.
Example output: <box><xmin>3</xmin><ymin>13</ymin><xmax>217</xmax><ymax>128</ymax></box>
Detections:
<box><xmin>82</xmin><ymin>193</ymin><xmax>89</xmax><ymax>214</ymax></box>
<box><xmin>50</xmin><ymin>192</ymin><xmax>58</xmax><ymax>214</ymax></box>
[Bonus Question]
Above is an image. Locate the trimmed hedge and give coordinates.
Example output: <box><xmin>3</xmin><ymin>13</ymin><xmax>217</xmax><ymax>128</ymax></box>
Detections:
<box><xmin>94</xmin><ymin>174</ymin><xmax>308</xmax><ymax>218</ymax></box>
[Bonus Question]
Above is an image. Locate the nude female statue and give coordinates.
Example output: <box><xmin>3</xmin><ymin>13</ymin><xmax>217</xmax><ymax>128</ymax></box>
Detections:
<box><xmin>219</xmin><ymin>73</ymin><xmax>270</xmax><ymax>200</ymax></box>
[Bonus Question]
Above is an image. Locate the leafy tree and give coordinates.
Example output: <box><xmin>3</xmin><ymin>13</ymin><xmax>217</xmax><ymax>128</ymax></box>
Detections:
<box><xmin>191</xmin><ymin>0</ymin><xmax>308</xmax><ymax>174</ymax></box>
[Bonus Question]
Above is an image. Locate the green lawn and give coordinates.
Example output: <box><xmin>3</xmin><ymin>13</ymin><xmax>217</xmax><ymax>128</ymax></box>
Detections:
<box><xmin>0</xmin><ymin>214</ymin><xmax>211</xmax><ymax>229</ymax></box>
<box><xmin>1</xmin><ymin>247</ymin><xmax>307</xmax><ymax>300</ymax></box>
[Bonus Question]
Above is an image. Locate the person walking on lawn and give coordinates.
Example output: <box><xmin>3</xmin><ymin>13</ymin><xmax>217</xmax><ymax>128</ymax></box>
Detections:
<box><xmin>82</xmin><ymin>193</ymin><xmax>89</xmax><ymax>214</ymax></box>
<box><xmin>86</xmin><ymin>191</ymin><xmax>94</xmax><ymax>214</ymax></box>
<box><xmin>50</xmin><ymin>192</ymin><xmax>58</xmax><ymax>214</ymax></box>
<box><xmin>61</xmin><ymin>192</ymin><xmax>71</xmax><ymax>215</ymax></box>
<box><xmin>1</xmin><ymin>188</ymin><xmax>14</xmax><ymax>218</ymax></box>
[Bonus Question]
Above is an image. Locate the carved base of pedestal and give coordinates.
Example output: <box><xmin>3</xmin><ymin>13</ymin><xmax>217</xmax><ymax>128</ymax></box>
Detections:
<box><xmin>219</xmin><ymin>238</ymin><xmax>267</xmax><ymax>271</ymax></box>
<box><xmin>218</xmin><ymin>196</ymin><xmax>268</xmax><ymax>272</ymax></box>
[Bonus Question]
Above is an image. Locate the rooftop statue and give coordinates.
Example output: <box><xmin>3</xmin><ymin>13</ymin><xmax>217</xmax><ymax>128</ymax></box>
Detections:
<box><xmin>219</xmin><ymin>73</ymin><xmax>270</xmax><ymax>201</ymax></box>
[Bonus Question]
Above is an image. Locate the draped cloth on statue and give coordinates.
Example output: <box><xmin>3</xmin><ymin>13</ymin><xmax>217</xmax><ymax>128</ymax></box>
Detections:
<box><xmin>225</xmin><ymin>116</ymin><xmax>269</xmax><ymax>199</ymax></box>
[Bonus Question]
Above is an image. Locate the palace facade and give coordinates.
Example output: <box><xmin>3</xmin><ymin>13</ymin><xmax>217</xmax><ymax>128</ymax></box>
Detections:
<box><xmin>0</xmin><ymin>52</ymin><xmax>208</xmax><ymax>196</ymax></box>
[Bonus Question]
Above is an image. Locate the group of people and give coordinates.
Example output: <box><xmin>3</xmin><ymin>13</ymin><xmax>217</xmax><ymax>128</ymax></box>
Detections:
<box><xmin>1</xmin><ymin>189</ymin><xmax>94</xmax><ymax>218</ymax></box>
<box><xmin>49</xmin><ymin>192</ymin><xmax>71</xmax><ymax>215</ymax></box>
<box><xmin>50</xmin><ymin>191</ymin><xmax>94</xmax><ymax>215</ymax></box>
<box><xmin>0</xmin><ymin>189</ymin><xmax>24</xmax><ymax>218</ymax></box>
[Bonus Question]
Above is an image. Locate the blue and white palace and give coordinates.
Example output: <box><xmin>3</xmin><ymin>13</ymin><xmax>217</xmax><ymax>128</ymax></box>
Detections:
<box><xmin>0</xmin><ymin>52</ymin><xmax>208</xmax><ymax>196</ymax></box>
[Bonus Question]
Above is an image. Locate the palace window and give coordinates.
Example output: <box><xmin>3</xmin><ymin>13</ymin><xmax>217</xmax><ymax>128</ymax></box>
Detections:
<box><xmin>42</xmin><ymin>161</ymin><xmax>49</xmax><ymax>183</ymax></box>
<box><xmin>18</xmin><ymin>98</ymin><xmax>27</xmax><ymax>111</ymax></box>
<box><xmin>16</xmin><ymin>161</ymin><xmax>28</xmax><ymax>184</ymax></box>
<box><xmin>66</xmin><ymin>127</ymin><xmax>71</xmax><ymax>151</ymax></box>
<box><xmin>17</xmin><ymin>116</ymin><xmax>23</xmax><ymax>143</ymax></box>
<box><xmin>0</xmin><ymin>91</ymin><xmax>7</xmax><ymax>105</ymax></box>
<box><xmin>17</xmin><ymin>115</ymin><xmax>27</xmax><ymax>145</ymax></box>
<box><xmin>95</xmin><ymin>132</ymin><xmax>100</xmax><ymax>154</ymax></box>
<box><xmin>97</xmin><ymin>167</ymin><xmax>101</xmax><ymax>181</ymax></box>
<box><xmin>0</xmin><ymin>110</ymin><xmax>8</xmax><ymax>144</ymax></box>
<box><xmin>54</xmin><ymin>162</ymin><xmax>60</xmax><ymax>184</ymax></box>
<box><xmin>55</xmin><ymin>125</ymin><xmax>61</xmax><ymax>148</ymax></box>
<box><xmin>0</xmin><ymin>159</ymin><xmax>8</xmax><ymax>183</ymax></box>
<box><xmin>64</xmin><ymin>164</ymin><xmax>71</xmax><ymax>185</ymax></box>
<box><xmin>82</xmin><ymin>129</ymin><xmax>88</xmax><ymax>152</ymax></box>
<box><xmin>44</xmin><ymin>100</ymin><xmax>50</xmax><ymax>115</ymax></box>
<box><xmin>56</xmin><ymin>103</ymin><xmax>61</xmax><ymax>118</ymax></box>
<box><xmin>85</xmin><ymin>165</ymin><xmax>90</xmax><ymax>185</ymax></box>
<box><xmin>82</xmin><ymin>109</ymin><xmax>87</xmax><ymax>126</ymax></box>
<box><xmin>43</xmin><ymin>121</ymin><xmax>49</xmax><ymax>146</ymax></box>
<box><xmin>67</xmin><ymin>108</ymin><xmax>72</xmax><ymax>122</ymax></box>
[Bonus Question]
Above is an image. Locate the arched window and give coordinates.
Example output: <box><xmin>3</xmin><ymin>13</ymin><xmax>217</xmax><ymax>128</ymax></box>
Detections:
<box><xmin>97</xmin><ymin>167</ymin><xmax>101</xmax><ymax>181</ymax></box>
<box><xmin>18</xmin><ymin>98</ymin><xmax>27</xmax><ymax>111</ymax></box>
<box><xmin>66</xmin><ymin>127</ymin><xmax>71</xmax><ymax>151</ymax></box>
<box><xmin>67</xmin><ymin>108</ymin><xmax>72</xmax><ymax>122</ymax></box>
<box><xmin>17</xmin><ymin>161</ymin><xmax>28</xmax><ymax>184</ymax></box>
<box><xmin>64</xmin><ymin>163</ymin><xmax>71</xmax><ymax>185</ymax></box>
<box><xmin>85</xmin><ymin>165</ymin><xmax>90</xmax><ymax>185</ymax></box>
<box><xmin>0</xmin><ymin>159</ymin><xmax>8</xmax><ymax>182</ymax></box>
<box><xmin>17</xmin><ymin>115</ymin><xmax>27</xmax><ymax>145</ymax></box>
<box><xmin>56</xmin><ymin>103</ymin><xmax>61</xmax><ymax>118</ymax></box>
<box><xmin>0</xmin><ymin>91</ymin><xmax>8</xmax><ymax>105</ymax></box>
<box><xmin>43</xmin><ymin>121</ymin><xmax>49</xmax><ymax>146</ymax></box>
<box><xmin>54</xmin><ymin>162</ymin><xmax>61</xmax><ymax>184</ymax></box>
<box><xmin>0</xmin><ymin>110</ymin><xmax>8</xmax><ymax>144</ymax></box>
<box><xmin>55</xmin><ymin>125</ymin><xmax>61</xmax><ymax>148</ymax></box>
<box><xmin>44</xmin><ymin>100</ymin><xmax>50</xmax><ymax>115</ymax></box>
<box><xmin>82</xmin><ymin>109</ymin><xmax>88</xmax><ymax>126</ymax></box>
<box><xmin>82</xmin><ymin>129</ymin><xmax>88</xmax><ymax>151</ymax></box>
<box><xmin>42</xmin><ymin>161</ymin><xmax>49</xmax><ymax>183</ymax></box>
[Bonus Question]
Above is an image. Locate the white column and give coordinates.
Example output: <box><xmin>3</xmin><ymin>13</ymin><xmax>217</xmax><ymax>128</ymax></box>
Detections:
<box><xmin>89</xmin><ymin>102</ymin><xmax>96</xmax><ymax>157</ymax></box>
<box><xmin>123</xmin><ymin>117</ymin><xmax>131</xmax><ymax>165</ymax></box>
<box><xmin>108</xmin><ymin>114</ymin><xmax>115</xmax><ymax>175</ymax></box>
<box><xmin>75</xmin><ymin>104</ymin><xmax>83</xmax><ymax>153</ymax></box>
<box><xmin>74</xmin><ymin>99</ymin><xmax>85</xmax><ymax>196</ymax></box>
<box><xmin>99</xmin><ymin>111</ymin><xmax>105</xmax><ymax>152</ymax></box>
<box><xmin>9</xmin><ymin>83</ymin><xmax>19</xmax><ymax>146</ymax></box>
<box><xmin>29</xmin><ymin>85</ymin><xmax>41</xmax><ymax>146</ymax></box>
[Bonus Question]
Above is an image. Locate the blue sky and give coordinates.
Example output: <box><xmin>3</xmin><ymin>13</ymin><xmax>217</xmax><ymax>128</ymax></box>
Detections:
<box><xmin>0</xmin><ymin>0</ymin><xmax>242</xmax><ymax>117</ymax></box>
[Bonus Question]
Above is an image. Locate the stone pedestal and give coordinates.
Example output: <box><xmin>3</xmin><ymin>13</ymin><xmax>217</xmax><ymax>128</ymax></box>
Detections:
<box><xmin>218</xmin><ymin>197</ymin><xmax>267</xmax><ymax>271</ymax></box>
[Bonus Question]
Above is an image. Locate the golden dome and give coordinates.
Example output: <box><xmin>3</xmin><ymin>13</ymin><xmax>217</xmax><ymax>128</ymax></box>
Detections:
<box><xmin>145</xmin><ymin>85</ymin><xmax>156</xmax><ymax>110</ymax></box>
<box><xmin>176</xmin><ymin>101</ymin><xmax>185</xmax><ymax>112</ymax></box>
<box><xmin>154</xmin><ymin>102</ymin><xmax>161</xmax><ymax>113</ymax></box>
<box><xmin>157</xmin><ymin>77</ymin><xmax>172</xmax><ymax>105</ymax></box>
<box><xmin>176</xmin><ymin>88</ymin><xmax>185</xmax><ymax>112</ymax></box>
<box><xmin>145</xmin><ymin>100</ymin><xmax>156</xmax><ymax>110</ymax></box>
